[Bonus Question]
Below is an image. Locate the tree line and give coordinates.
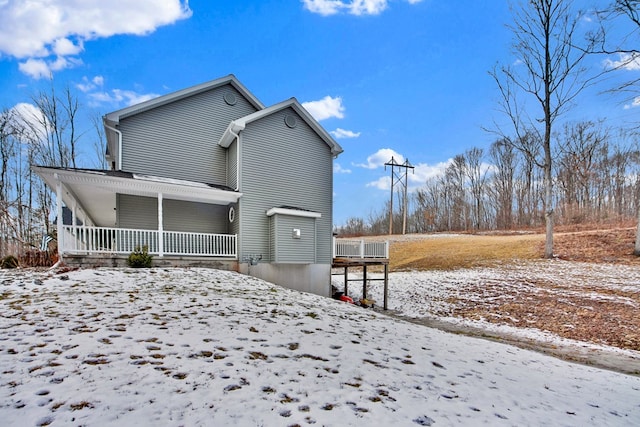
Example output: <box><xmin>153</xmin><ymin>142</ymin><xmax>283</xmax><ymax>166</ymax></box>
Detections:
<box><xmin>2</xmin><ymin>0</ymin><xmax>640</xmax><ymax>261</ymax></box>
<box><xmin>0</xmin><ymin>85</ymin><xmax>103</xmax><ymax>258</ymax></box>
<box><xmin>337</xmin><ymin>0</ymin><xmax>640</xmax><ymax>259</ymax></box>
<box><xmin>337</xmin><ymin>122</ymin><xmax>639</xmax><ymax>236</ymax></box>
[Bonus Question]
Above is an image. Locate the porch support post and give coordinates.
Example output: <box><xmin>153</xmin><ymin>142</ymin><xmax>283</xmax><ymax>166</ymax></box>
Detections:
<box><xmin>71</xmin><ymin>198</ymin><xmax>77</xmax><ymax>252</ymax></box>
<box><xmin>55</xmin><ymin>175</ymin><xmax>63</xmax><ymax>259</ymax></box>
<box><xmin>71</xmin><ymin>199</ymin><xmax>77</xmax><ymax>228</ymax></box>
<box><xmin>157</xmin><ymin>193</ymin><xmax>164</xmax><ymax>257</ymax></box>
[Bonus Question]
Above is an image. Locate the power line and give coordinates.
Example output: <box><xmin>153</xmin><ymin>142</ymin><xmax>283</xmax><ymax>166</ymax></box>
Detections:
<box><xmin>384</xmin><ymin>156</ymin><xmax>414</xmax><ymax>235</ymax></box>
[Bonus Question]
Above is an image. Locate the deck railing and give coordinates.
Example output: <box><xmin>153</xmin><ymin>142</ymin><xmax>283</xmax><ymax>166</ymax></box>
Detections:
<box><xmin>333</xmin><ymin>238</ymin><xmax>389</xmax><ymax>259</ymax></box>
<box><xmin>61</xmin><ymin>225</ymin><xmax>237</xmax><ymax>258</ymax></box>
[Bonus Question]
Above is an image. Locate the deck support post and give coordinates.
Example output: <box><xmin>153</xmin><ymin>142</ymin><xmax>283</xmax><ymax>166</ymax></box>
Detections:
<box><xmin>383</xmin><ymin>263</ymin><xmax>388</xmax><ymax>310</ymax></box>
<box><xmin>343</xmin><ymin>266</ymin><xmax>348</xmax><ymax>296</ymax></box>
<box><xmin>362</xmin><ymin>265</ymin><xmax>368</xmax><ymax>300</ymax></box>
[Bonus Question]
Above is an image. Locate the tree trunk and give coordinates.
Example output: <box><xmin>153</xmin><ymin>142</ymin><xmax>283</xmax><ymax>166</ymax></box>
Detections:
<box><xmin>635</xmin><ymin>207</ymin><xmax>640</xmax><ymax>256</ymax></box>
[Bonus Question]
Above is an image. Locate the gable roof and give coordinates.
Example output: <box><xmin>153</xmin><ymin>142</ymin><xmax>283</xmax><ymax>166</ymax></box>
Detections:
<box><xmin>219</xmin><ymin>97</ymin><xmax>343</xmax><ymax>156</ymax></box>
<box><xmin>103</xmin><ymin>74</ymin><xmax>265</xmax><ymax>125</ymax></box>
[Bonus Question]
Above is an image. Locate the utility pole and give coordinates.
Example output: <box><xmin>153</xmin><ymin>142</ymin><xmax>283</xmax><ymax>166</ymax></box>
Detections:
<box><xmin>384</xmin><ymin>157</ymin><xmax>414</xmax><ymax>235</ymax></box>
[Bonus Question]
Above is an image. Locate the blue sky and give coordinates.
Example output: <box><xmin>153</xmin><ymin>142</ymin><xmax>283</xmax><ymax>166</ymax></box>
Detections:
<box><xmin>1</xmin><ymin>0</ymin><xmax>638</xmax><ymax>226</ymax></box>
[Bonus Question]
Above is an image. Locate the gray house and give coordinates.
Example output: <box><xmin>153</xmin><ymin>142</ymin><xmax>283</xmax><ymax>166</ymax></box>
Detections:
<box><xmin>34</xmin><ymin>75</ymin><xmax>343</xmax><ymax>295</ymax></box>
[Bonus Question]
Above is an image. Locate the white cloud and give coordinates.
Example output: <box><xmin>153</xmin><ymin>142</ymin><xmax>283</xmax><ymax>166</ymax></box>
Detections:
<box><xmin>18</xmin><ymin>59</ymin><xmax>51</xmax><ymax>80</ymax></box>
<box><xmin>366</xmin><ymin>176</ymin><xmax>391</xmax><ymax>190</ymax></box>
<box><xmin>53</xmin><ymin>38</ymin><xmax>83</xmax><ymax>56</ymax></box>
<box><xmin>89</xmin><ymin>89</ymin><xmax>160</xmax><ymax>107</ymax></box>
<box><xmin>330</xmin><ymin>128</ymin><xmax>361</xmax><ymax>139</ymax></box>
<box><xmin>302</xmin><ymin>96</ymin><xmax>345</xmax><ymax>121</ymax></box>
<box><xmin>10</xmin><ymin>102</ymin><xmax>48</xmax><ymax>142</ymax></box>
<box><xmin>0</xmin><ymin>0</ymin><xmax>192</xmax><ymax>78</ymax></box>
<box><xmin>364</xmin><ymin>153</ymin><xmax>452</xmax><ymax>192</ymax></box>
<box><xmin>78</xmin><ymin>75</ymin><xmax>158</xmax><ymax>107</ymax></box>
<box><xmin>411</xmin><ymin>160</ymin><xmax>451</xmax><ymax>185</ymax></box>
<box><xmin>349</xmin><ymin>0</ymin><xmax>388</xmax><ymax>15</ymax></box>
<box><xmin>603</xmin><ymin>53</ymin><xmax>640</xmax><ymax>71</ymax></box>
<box><xmin>302</xmin><ymin>0</ymin><xmax>344</xmax><ymax>16</ymax></box>
<box><xmin>19</xmin><ymin>55</ymin><xmax>84</xmax><ymax>79</ymax></box>
<box><xmin>356</xmin><ymin>148</ymin><xmax>404</xmax><ymax>169</ymax></box>
<box><xmin>302</xmin><ymin>0</ymin><xmax>422</xmax><ymax>16</ymax></box>
<box><xmin>623</xmin><ymin>96</ymin><xmax>640</xmax><ymax>110</ymax></box>
<box><xmin>334</xmin><ymin>163</ymin><xmax>352</xmax><ymax>174</ymax></box>
<box><xmin>76</xmin><ymin>75</ymin><xmax>104</xmax><ymax>93</ymax></box>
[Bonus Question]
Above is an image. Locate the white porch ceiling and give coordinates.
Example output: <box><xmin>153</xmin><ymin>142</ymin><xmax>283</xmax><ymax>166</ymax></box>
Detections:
<box><xmin>33</xmin><ymin>167</ymin><xmax>242</xmax><ymax>227</ymax></box>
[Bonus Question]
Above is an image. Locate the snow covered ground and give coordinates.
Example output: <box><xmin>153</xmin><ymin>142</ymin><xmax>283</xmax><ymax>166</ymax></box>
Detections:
<box><xmin>1</xmin><ymin>267</ymin><xmax>639</xmax><ymax>426</ymax></box>
<box><xmin>335</xmin><ymin>259</ymin><xmax>640</xmax><ymax>356</ymax></box>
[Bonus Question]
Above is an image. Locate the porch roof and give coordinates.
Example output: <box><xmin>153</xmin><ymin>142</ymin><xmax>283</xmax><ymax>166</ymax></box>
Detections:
<box><xmin>33</xmin><ymin>166</ymin><xmax>242</xmax><ymax>227</ymax></box>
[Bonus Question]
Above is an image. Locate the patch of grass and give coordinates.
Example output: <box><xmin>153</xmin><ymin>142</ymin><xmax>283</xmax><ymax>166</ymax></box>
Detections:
<box><xmin>296</xmin><ymin>354</ymin><xmax>329</xmax><ymax>362</ymax></box>
<box><xmin>69</xmin><ymin>401</ymin><xmax>94</xmax><ymax>411</ymax></box>
<box><xmin>248</xmin><ymin>351</ymin><xmax>268</xmax><ymax>360</ymax></box>
<box><xmin>390</xmin><ymin>234</ymin><xmax>542</xmax><ymax>271</ymax></box>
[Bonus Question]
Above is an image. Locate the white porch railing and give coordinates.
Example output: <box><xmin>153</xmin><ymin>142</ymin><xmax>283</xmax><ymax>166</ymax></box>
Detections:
<box><xmin>61</xmin><ymin>225</ymin><xmax>237</xmax><ymax>258</ymax></box>
<box><xmin>333</xmin><ymin>237</ymin><xmax>389</xmax><ymax>259</ymax></box>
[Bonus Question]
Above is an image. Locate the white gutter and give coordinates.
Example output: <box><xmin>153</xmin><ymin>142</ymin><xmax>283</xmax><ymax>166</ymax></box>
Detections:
<box><xmin>103</xmin><ymin>123</ymin><xmax>123</xmax><ymax>170</ymax></box>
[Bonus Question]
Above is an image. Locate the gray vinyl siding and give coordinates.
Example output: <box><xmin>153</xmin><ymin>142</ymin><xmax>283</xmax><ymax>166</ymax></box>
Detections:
<box><xmin>116</xmin><ymin>194</ymin><xmax>159</xmax><ymax>252</ymax></box>
<box><xmin>270</xmin><ymin>214</ymin><xmax>316</xmax><ymax>263</ymax></box>
<box><xmin>163</xmin><ymin>199</ymin><xmax>228</xmax><ymax>233</ymax></box>
<box><xmin>238</xmin><ymin>107</ymin><xmax>333</xmax><ymax>264</ymax></box>
<box><xmin>227</xmin><ymin>139</ymin><xmax>238</xmax><ymax>190</ymax></box>
<box><xmin>117</xmin><ymin>194</ymin><xmax>227</xmax><ymax>233</ymax></box>
<box><xmin>230</xmin><ymin>203</ymin><xmax>240</xmax><ymax>236</ymax></box>
<box><xmin>117</xmin><ymin>194</ymin><xmax>158</xmax><ymax>229</ymax></box>
<box><xmin>119</xmin><ymin>84</ymin><xmax>257</xmax><ymax>185</ymax></box>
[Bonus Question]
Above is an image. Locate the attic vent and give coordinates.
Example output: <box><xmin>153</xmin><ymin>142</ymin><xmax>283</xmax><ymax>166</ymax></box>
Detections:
<box><xmin>224</xmin><ymin>92</ymin><xmax>237</xmax><ymax>106</ymax></box>
<box><xmin>284</xmin><ymin>115</ymin><xmax>297</xmax><ymax>128</ymax></box>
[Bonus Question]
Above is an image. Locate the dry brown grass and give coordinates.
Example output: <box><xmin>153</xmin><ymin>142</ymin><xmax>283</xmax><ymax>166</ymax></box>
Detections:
<box><xmin>388</xmin><ymin>227</ymin><xmax>640</xmax><ymax>271</ymax></box>
<box><xmin>390</xmin><ymin>234</ymin><xmax>543</xmax><ymax>271</ymax></box>
<box><xmin>382</xmin><ymin>227</ymin><xmax>640</xmax><ymax>355</ymax></box>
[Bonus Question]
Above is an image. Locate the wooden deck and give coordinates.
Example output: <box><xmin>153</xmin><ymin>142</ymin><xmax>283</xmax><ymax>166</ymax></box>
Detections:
<box><xmin>332</xmin><ymin>256</ymin><xmax>389</xmax><ymax>310</ymax></box>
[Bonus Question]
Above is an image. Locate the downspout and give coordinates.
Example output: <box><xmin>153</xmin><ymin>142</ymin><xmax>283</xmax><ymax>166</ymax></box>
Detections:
<box><xmin>228</xmin><ymin>125</ymin><xmax>241</xmax><ymax>191</ymax></box>
<box><xmin>226</xmin><ymin>122</ymin><xmax>243</xmax><ymax>264</ymax></box>
<box><xmin>104</xmin><ymin>123</ymin><xmax>123</xmax><ymax>170</ymax></box>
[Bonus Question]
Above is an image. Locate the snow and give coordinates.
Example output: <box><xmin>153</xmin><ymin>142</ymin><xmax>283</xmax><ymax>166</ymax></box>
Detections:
<box><xmin>1</xmin><ymin>267</ymin><xmax>639</xmax><ymax>426</ymax></box>
<box><xmin>336</xmin><ymin>259</ymin><xmax>640</xmax><ymax>357</ymax></box>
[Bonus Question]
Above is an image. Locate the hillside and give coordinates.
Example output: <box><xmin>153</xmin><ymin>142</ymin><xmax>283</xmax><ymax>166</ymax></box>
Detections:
<box><xmin>385</xmin><ymin>227</ymin><xmax>640</xmax><ymax>271</ymax></box>
<box><xmin>1</xmin><ymin>268</ymin><xmax>639</xmax><ymax>425</ymax></box>
<box><xmin>339</xmin><ymin>228</ymin><xmax>640</xmax><ymax>361</ymax></box>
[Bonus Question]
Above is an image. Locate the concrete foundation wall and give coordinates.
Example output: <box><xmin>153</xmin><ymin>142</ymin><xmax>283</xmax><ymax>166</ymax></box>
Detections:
<box><xmin>238</xmin><ymin>263</ymin><xmax>331</xmax><ymax>297</ymax></box>
<box><xmin>62</xmin><ymin>255</ymin><xmax>239</xmax><ymax>271</ymax></box>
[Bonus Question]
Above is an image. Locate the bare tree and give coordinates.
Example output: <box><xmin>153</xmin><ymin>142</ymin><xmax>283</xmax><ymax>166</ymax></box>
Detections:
<box><xmin>555</xmin><ymin>121</ymin><xmax>608</xmax><ymax>223</ymax></box>
<box><xmin>489</xmin><ymin>138</ymin><xmax>516</xmax><ymax>229</ymax></box>
<box><xmin>28</xmin><ymin>84</ymin><xmax>82</xmax><ymax>168</ymax></box>
<box><xmin>464</xmin><ymin>147</ymin><xmax>488</xmax><ymax>230</ymax></box>
<box><xmin>591</xmin><ymin>1</ymin><xmax>640</xmax><ymax>253</ymax></box>
<box><xmin>90</xmin><ymin>113</ymin><xmax>108</xmax><ymax>169</ymax></box>
<box><xmin>491</xmin><ymin>0</ymin><xmax>595</xmax><ymax>257</ymax></box>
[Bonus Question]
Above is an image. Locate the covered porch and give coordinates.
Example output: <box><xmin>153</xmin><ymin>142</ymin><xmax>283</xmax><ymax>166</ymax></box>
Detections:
<box><xmin>34</xmin><ymin>166</ymin><xmax>242</xmax><ymax>259</ymax></box>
